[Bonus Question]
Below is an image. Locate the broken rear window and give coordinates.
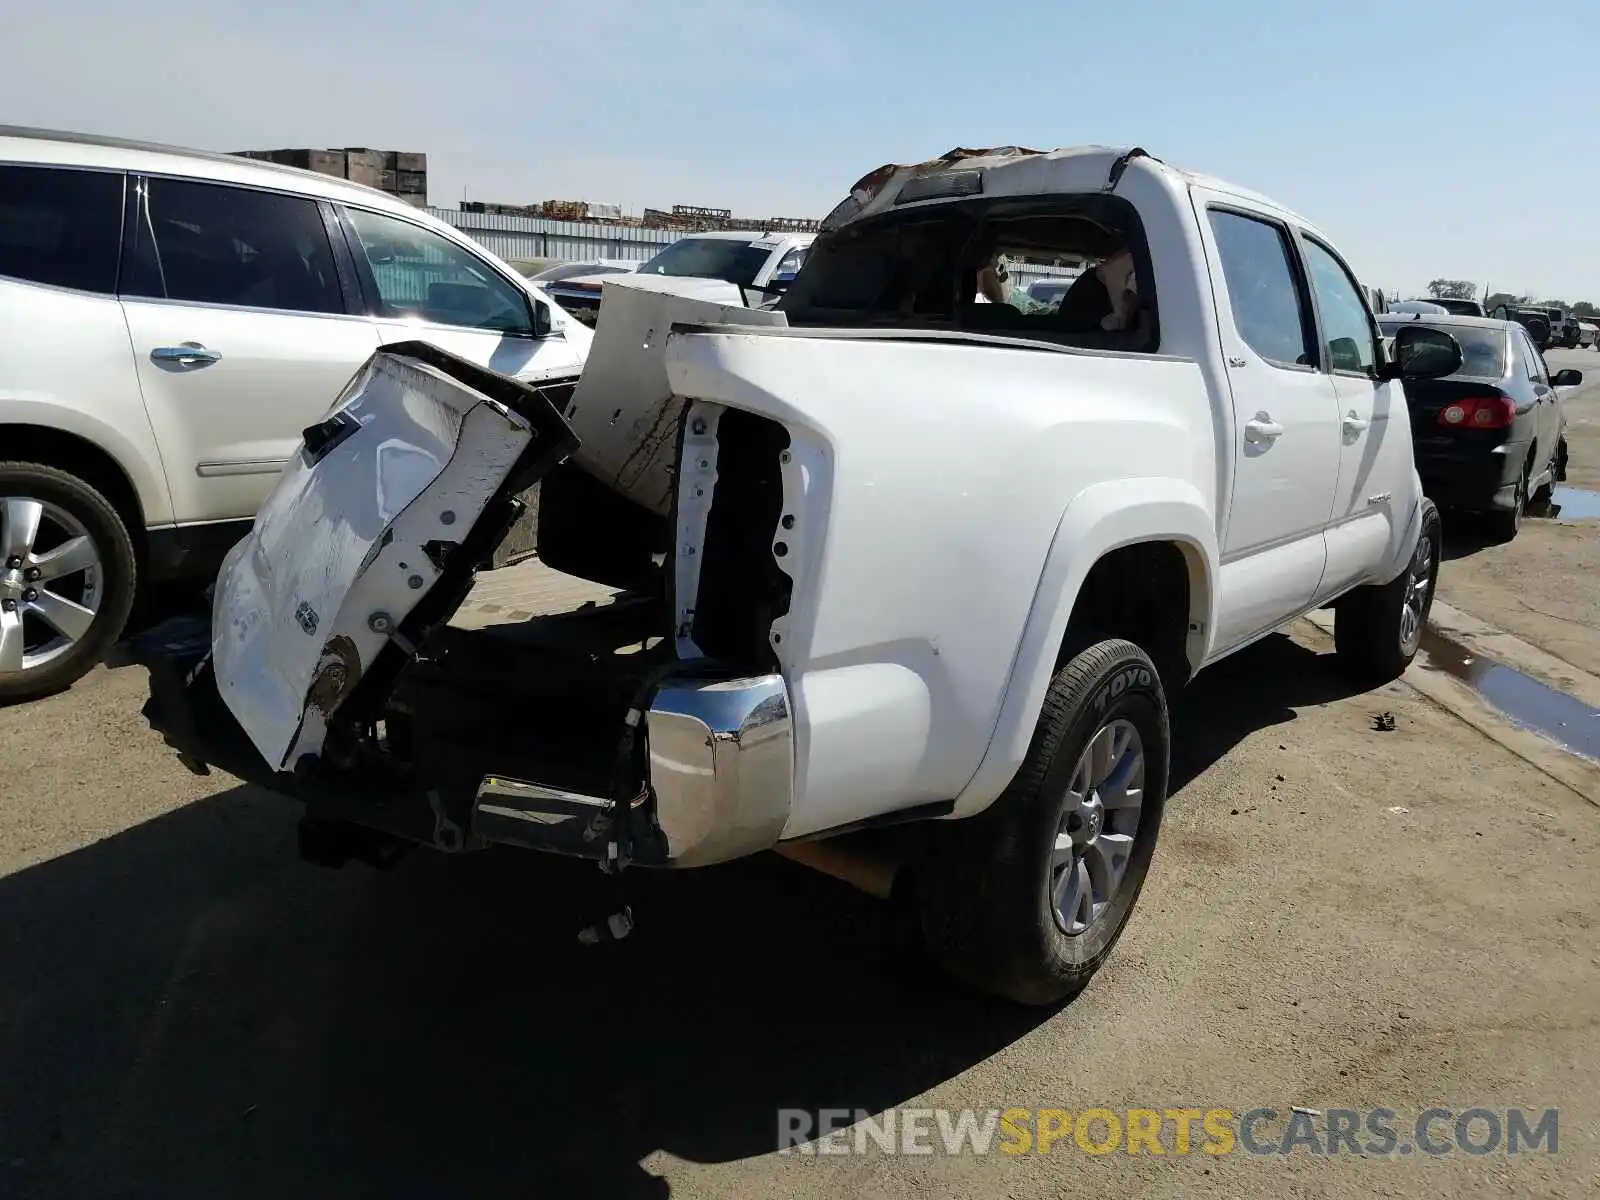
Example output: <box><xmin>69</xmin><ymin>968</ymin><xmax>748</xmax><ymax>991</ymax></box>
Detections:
<box><xmin>778</xmin><ymin>194</ymin><xmax>1158</xmax><ymax>353</ymax></box>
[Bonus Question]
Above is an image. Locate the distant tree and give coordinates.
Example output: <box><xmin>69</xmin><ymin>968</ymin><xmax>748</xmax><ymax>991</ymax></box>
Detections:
<box><xmin>1427</xmin><ymin>279</ymin><xmax>1478</xmax><ymax>301</ymax></box>
<box><xmin>1574</xmin><ymin>301</ymin><xmax>1598</xmax><ymax>318</ymax></box>
<box><xmin>1485</xmin><ymin>292</ymin><xmax>1524</xmax><ymax>311</ymax></box>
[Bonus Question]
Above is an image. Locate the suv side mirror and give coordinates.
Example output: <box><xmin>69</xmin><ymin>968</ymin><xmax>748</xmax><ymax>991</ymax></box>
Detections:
<box><xmin>532</xmin><ymin>300</ymin><xmax>553</xmax><ymax>338</ymax></box>
<box><xmin>1553</xmin><ymin>368</ymin><xmax>1584</xmax><ymax>387</ymax></box>
<box><xmin>1380</xmin><ymin>324</ymin><xmax>1462</xmax><ymax>381</ymax></box>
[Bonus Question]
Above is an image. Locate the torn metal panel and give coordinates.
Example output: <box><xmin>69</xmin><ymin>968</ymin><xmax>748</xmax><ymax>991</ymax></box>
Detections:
<box><xmin>211</xmin><ymin>343</ymin><xmax>576</xmax><ymax>771</ymax></box>
<box><xmin>819</xmin><ymin>145</ymin><xmax>1047</xmax><ymax>232</ymax></box>
<box><xmin>561</xmin><ymin>274</ymin><xmax>787</xmax><ymax>517</ymax></box>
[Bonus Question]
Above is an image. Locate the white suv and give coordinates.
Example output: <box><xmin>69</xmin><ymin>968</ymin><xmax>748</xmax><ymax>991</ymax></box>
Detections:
<box><xmin>0</xmin><ymin>126</ymin><xmax>592</xmax><ymax>702</ymax></box>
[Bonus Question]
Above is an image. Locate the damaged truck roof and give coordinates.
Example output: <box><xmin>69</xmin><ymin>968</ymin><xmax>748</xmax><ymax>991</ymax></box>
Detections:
<box><xmin>817</xmin><ymin>143</ymin><xmax>1311</xmax><ymax>235</ymax></box>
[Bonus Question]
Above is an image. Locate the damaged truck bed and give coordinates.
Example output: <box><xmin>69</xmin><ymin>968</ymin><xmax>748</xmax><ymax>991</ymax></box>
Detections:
<box><xmin>130</xmin><ymin>284</ymin><xmax>796</xmax><ymax>874</ymax></box>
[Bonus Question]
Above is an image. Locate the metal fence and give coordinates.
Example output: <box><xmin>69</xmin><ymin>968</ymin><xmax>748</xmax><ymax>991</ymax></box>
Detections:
<box><xmin>429</xmin><ymin>207</ymin><xmax>680</xmax><ymax>265</ymax></box>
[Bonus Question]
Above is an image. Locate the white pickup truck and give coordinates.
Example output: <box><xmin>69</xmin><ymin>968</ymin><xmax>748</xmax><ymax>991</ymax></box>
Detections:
<box><xmin>128</xmin><ymin>145</ymin><xmax>1466</xmax><ymax>1006</ymax></box>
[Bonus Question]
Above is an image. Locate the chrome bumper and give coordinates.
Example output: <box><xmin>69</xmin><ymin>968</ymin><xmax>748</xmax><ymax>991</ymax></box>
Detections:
<box><xmin>471</xmin><ymin>672</ymin><xmax>794</xmax><ymax>868</ymax></box>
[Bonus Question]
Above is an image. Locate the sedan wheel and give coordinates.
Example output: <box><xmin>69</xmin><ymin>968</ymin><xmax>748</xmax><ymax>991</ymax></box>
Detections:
<box><xmin>1488</xmin><ymin>466</ymin><xmax>1527</xmax><ymax>542</ymax></box>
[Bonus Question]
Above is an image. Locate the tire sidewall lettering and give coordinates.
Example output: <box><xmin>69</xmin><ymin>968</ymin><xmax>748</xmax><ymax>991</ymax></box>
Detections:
<box><xmin>1091</xmin><ymin>664</ymin><xmax>1154</xmax><ymax>715</ymax></box>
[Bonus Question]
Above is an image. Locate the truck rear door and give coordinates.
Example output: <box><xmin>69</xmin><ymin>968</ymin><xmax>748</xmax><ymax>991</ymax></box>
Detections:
<box><xmin>1189</xmin><ymin>190</ymin><xmax>1342</xmax><ymax>653</ymax></box>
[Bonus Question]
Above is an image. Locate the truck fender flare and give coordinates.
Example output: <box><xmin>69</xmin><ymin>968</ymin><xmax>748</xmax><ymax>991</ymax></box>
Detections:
<box><xmin>950</xmin><ymin>477</ymin><xmax>1218</xmax><ymax>819</ymax></box>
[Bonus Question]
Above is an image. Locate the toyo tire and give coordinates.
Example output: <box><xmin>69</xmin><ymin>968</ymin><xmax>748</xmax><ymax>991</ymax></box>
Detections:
<box><xmin>1333</xmin><ymin>497</ymin><xmax>1441</xmax><ymax>684</ymax></box>
<box><xmin>918</xmin><ymin>636</ymin><xmax>1170</xmax><ymax>1006</ymax></box>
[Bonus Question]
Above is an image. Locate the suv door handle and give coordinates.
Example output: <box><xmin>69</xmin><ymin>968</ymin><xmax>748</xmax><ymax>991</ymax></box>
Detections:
<box><xmin>1243</xmin><ymin>413</ymin><xmax>1284</xmax><ymax>443</ymax></box>
<box><xmin>1342</xmin><ymin>410</ymin><xmax>1370</xmax><ymax>433</ymax></box>
<box><xmin>151</xmin><ymin>343</ymin><xmax>222</xmax><ymax>367</ymax></box>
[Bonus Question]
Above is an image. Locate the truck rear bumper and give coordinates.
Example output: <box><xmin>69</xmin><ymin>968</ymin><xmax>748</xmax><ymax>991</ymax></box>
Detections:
<box><xmin>124</xmin><ymin>615</ymin><xmax>793</xmax><ymax>869</ymax></box>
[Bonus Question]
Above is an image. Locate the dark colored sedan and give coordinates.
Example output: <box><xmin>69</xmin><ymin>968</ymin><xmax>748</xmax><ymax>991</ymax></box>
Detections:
<box><xmin>1430</xmin><ymin>297</ymin><xmax>1486</xmax><ymax>317</ymax></box>
<box><xmin>1380</xmin><ymin>314</ymin><xmax>1582</xmax><ymax>540</ymax></box>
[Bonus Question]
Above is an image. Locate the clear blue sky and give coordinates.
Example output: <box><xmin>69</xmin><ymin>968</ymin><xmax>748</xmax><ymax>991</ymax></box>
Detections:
<box><xmin>6</xmin><ymin>0</ymin><xmax>1596</xmax><ymax>302</ymax></box>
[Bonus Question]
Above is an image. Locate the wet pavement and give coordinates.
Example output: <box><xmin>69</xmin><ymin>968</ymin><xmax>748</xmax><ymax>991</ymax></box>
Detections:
<box><xmin>1418</xmin><ymin>625</ymin><xmax>1600</xmax><ymax>762</ymax></box>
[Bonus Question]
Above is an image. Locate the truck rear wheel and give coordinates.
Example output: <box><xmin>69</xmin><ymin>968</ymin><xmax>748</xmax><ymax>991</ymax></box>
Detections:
<box><xmin>919</xmin><ymin>637</ymin><xmax>1170</xmax><ymax>1006</ymax></box>
<box><xmin>1333</xmin><ymin>497</ymin><xmax>1440</xmax><ymax>684</ymax></box>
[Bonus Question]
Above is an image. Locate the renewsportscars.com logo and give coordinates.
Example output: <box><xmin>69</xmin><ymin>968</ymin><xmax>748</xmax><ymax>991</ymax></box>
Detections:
<box><xmin>777</xmin><ymin>1106</ymin><xmax>1560</xmax><ymax>1158</ymax></box>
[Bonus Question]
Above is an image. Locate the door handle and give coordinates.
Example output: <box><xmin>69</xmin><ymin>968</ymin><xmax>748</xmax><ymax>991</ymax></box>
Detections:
<box><xmin>1243</xmin><ymin>413</ymin><xmax>1284</xmax><ymax>443</ymax></box>
<box><xmin>1342</xmin><ymin>410</ymin><xmax>1370</xmax><ymax>433</ymax></box>
<box><xmin>151</xmin><ymin>343</ymin><xmax>222</xmax><ymax>367</ymax></box>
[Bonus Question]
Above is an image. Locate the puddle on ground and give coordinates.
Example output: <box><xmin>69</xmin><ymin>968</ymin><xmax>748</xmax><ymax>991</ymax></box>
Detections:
<box><xmin>1545</xmin><ymin>487</ymin><xmax>1600</xmax><ymax>521</ymax></box>
<box><xmin>1417</xmin><ymin>627</ymin><xmax>1600</xmax><ymax>762</ymax></box>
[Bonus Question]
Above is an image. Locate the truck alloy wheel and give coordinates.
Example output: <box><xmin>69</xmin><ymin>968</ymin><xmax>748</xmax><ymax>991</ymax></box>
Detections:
<box><xmin>1051</xmin><ymin>718</ymin><xmax>1145</xmax><ymax>936</ymax></box>
<box><xmin>918</xmin><ymin>636</ymin><xmax>1170</xmax><ymax>1007</ymax></box>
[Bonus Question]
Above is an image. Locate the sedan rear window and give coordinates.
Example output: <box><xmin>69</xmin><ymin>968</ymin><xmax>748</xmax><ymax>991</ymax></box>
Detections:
<box><xmin>1379</xmin><ymin>320</ymin><xmax>1506</xmax><ymax>379</ymax></box>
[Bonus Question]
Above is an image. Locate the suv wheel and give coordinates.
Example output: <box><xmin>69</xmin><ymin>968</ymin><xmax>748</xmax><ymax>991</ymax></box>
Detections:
<box><xmin>1334</xmin><ymin>497</ymin><xmax>1441</xmax><ymax>683</ymax></box>
<box><xmin>918</xmin><ymin>636</ymin><xmax>1170</xmax><ymax>1006</ymax></box>
<box><xmin>0</xmin><ymin>462</ymin><xmax>138</xmax><ymax>704</ymax></box>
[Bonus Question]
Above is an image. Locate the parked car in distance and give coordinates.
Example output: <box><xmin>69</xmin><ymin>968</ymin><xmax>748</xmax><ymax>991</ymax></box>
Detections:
<box><xmin>0</xmin><ymin>125</ymin><xmax>592</xmax><ymax>702</ymax></box>
<box><xmin>551</xmin><ymin>231</ymin><xmax>815</xmax><ymax>326</ymax></box>
<box><xmin>1024</xmin><ymin>274</ymin><xmax>1086</xmax><ymax>309</ymax></box>
<box><xmin>1547</xmin><ymin>308</ymin><xmax>1582</xmax><ymax>348</ymax></box>
<box><xmin>532</xmin><ymin>260</ymin><xmax>637</xmax><ymax>313</ymax></box>
<box><xmin>1430</xmin><ymin>298</ymin><xmax>1486</xmax><ymax>318</ymax></box>
<box><xmin>1578</xmin><ymin>321</ymin><xmax>1599</xmax><ymax>349</ymax></box>
<box><xmin>130</xmin><ymin>142</ymin><xmax>1466</xmax><ymax>1007</ymax></box>
<box><xmin>1379</xmin><ymin>313</ymin><xmax>1579</xmax><ymax>539</ymax></box>
<box><xmin>1388</xmin><ymin>299</ymin><xmax>1450</xmax><ymax>315</ymax></box>
<box><xmin>1489</xmin><ymin>303</ymin><xmax>1554</xmax><ymax>348</ymax></box>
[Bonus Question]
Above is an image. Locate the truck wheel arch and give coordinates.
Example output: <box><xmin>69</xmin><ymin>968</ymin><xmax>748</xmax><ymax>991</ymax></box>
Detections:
<box><xmin>950</xmin><ymin>479</ymin><xmax>1217</xmax><ymax>819</ymax></box>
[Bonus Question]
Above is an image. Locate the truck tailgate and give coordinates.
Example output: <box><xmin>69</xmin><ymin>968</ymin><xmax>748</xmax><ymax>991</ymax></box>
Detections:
<box><xmin>208</xmin><ymin>340</ymin><xmax>578</xmax><ymax>773</ymax></box>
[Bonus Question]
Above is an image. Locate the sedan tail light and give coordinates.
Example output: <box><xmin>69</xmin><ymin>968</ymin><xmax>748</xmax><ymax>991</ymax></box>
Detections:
<box><xmin>1437</xmin><ymin>395</ymin><xmax>1516</xmax><ymax>429</ymax></box>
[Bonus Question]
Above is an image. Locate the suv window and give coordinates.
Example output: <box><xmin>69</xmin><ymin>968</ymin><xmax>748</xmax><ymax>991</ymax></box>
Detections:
<box><xmin>1521</xmin><ymin>329</ymin><xmax>1549</xmax><ymax>384</ymax></box>
<box><xmin>344</xmin><ymin>206</ymin><xmax>533</xmax><ymax>334</ymax></box>
<box><xmin>0</xmin><ymin>164</ymin><xmax>124</xmax><ymax>294</ymax></box>
<box><xmin>1301</xmin><ymin>237</ymin><xmax>1377</xmax><ymax>375</ymax></box>
<box><xmin>127</xmin><ymin>178</ymin><xmax>343</xmax><ymax>314</ymax></box>
<box><xmin>1207</xmin><ymin>209</ymin><xmax>1315</xmax><ymax>368</ymax></box>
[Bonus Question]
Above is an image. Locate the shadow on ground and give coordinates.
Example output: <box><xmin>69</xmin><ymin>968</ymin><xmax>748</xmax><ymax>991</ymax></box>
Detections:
<box><xmin>1438</xmin><ymin>511</ymin><xmax>1508</xmax><ymax>563</ymax></box>
<box><xmin>1168</xmin><ymin>629</ymin><xmax>1366</xmax><ymax>790</ymax></box>
<box><xmin>0</xmin><ymin>632</ymin><xmax>1375</xmax><ymax>1197</ymax></box>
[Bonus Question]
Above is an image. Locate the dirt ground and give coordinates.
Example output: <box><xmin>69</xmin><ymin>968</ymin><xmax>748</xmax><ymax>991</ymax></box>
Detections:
<box><xmin>3</xmin><ymin>366</ymin><xmax>1600</xmax><ymax>1197</ymax></box>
